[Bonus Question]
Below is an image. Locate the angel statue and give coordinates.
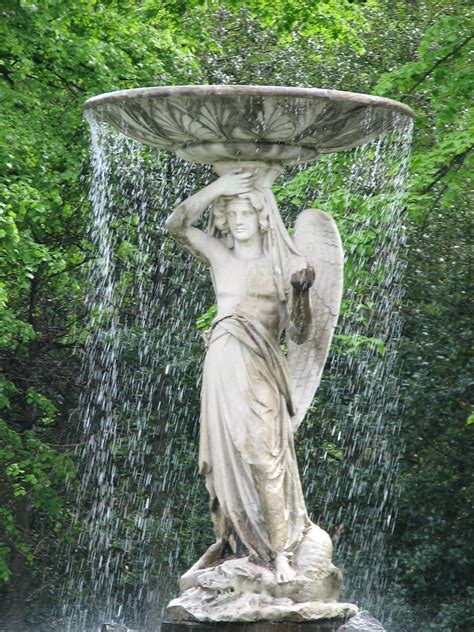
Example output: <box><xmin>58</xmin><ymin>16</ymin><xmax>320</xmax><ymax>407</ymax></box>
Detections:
<box><xmin>165</xmin><ymin>163</ymin><xmax>352</xmax><ymax>623</ymax></box>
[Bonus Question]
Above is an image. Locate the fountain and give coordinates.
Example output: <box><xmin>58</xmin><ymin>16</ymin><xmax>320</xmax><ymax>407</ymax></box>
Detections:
<box><xmin>81</xmin><ymin>85</ymin><xmax>415</xmax><ymax>631</ymax></box>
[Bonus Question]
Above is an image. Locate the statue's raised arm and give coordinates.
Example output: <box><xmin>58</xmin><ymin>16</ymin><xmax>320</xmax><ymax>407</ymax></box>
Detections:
<box><xmin>165</xmin><ymin>170</ymin><xmax>255</xmax><ymax>265</ymax></box>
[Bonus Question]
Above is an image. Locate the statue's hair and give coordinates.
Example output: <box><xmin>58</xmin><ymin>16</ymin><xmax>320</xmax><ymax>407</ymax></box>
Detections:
<box><xmin>212</xmin><ymin>191</ymin><xmax>269</xmax><ymax>236</ymax></box>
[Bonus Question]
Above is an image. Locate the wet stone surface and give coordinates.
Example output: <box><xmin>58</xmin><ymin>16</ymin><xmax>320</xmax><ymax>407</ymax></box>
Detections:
<box><xmin>160</xmin><ymin>610</ymin><xmax>386</xmax><ymax>631</ymax></box>
<box><xmin>161</xmin><ymin>620</ymin><xmax>347</xmax><ymax>631</ymax></box>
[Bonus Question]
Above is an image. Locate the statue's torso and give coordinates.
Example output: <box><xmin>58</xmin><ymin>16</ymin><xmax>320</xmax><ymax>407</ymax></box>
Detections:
<box><xmin>211</xmin><ymin>252</ymin><xmax>286</xmax><ymax>339</ymax></box>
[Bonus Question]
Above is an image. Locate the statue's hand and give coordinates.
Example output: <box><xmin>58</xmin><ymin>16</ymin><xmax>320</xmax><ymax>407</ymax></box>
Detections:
<box><xmin>214</xmin><ymin>170</ymin><xmax>254</xmax><ymax>197</ymax></box>
<box><xmin>291</xmin><ymin>265</ymin><xmax>315</xmax><ymax>293</ymax></box>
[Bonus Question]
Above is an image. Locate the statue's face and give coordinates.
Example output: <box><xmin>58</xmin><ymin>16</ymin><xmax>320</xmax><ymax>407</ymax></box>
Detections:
<box><xmin>225</xmin><ymin>198</ymin><xmax>260</xmax><ymax>242</ymax></box>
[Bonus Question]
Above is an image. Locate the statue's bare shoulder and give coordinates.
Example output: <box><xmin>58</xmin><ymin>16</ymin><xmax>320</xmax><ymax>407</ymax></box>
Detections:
<box><xmin>165</xmin><ymin>217</ymin><xmax>229</xmax><ymax>267</ymax></box>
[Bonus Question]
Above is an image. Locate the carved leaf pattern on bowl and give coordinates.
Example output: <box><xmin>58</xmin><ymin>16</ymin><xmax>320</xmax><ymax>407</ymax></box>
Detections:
<box><xmin>88</xmin><ymin>87</ymin><xmax>411</xmax><ymax>164</ymax></box>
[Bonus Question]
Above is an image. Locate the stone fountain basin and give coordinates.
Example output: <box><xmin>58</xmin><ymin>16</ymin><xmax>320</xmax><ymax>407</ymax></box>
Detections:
<box><xmin>84</xmin><ymin>85</ymin><xmax>414</xmax><ymax>165</ymax></box>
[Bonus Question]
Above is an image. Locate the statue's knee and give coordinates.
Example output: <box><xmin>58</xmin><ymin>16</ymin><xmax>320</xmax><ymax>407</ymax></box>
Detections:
<box><xmin>252</xmin><ymin>463</ymin><xmax>272</xmax><ymax>479</ymax></box>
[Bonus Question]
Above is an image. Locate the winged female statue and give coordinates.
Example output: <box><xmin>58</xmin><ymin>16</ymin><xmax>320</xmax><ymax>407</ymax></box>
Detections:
<box><xmin>165</xmin><ymin>163</ymin><xmax>349</xmax><ymax>622</ymax></box>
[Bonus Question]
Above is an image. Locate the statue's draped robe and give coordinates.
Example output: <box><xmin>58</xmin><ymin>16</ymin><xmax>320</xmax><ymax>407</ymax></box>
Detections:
<box><xmin>199</xmin><ymin>313</ymin><xmax>309</xmax><ymax>562</ymax></box>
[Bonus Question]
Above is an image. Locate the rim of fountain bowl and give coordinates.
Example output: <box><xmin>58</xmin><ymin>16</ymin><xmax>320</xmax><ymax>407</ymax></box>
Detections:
<box><xmin>83</xmin><ymin>84</ymin><xmax>416</xmax><ymax>120</ymax></box>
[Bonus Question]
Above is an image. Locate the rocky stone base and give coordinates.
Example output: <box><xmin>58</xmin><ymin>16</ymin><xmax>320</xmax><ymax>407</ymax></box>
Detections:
<box><xmin>166</xmin><ymin>525</ymin><xmax>358</xmax><ymax>625</ymax></box>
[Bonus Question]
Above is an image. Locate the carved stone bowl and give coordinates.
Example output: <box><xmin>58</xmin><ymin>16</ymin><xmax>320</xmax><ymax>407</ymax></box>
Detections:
<box><xmin>84</xmin><ymin>85</ymin><xmax>414</xmax><ymax>166</ymax></box>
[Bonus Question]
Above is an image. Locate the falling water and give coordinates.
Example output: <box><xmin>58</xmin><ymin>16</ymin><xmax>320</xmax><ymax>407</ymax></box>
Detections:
<box><xmin>57</xmin><ymin>108</ymin><xmax>412</xmax><ymax>631</ymax></box>
<box><xmin>57</xmin><ymin>118</ymin><xmax>215</xmax><ymax>630</ymax></box>
<box><xmin>291</xmin><ymin>112</ymin><xmax>414</xmax><ymax>620</ymax></box>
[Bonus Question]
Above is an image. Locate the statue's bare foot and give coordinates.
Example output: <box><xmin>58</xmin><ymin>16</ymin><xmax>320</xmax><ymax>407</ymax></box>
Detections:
<box><xmin>275</xmin><ymin>553</ymin><xmax>296</xmax><ymax>584</ymax></box>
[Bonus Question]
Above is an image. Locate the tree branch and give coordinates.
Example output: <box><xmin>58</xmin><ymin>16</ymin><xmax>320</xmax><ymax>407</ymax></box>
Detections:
<box><xmin>46</xmin><ymin>257</ymin><xmax>91</xmax><ymax>279</ymax></box>
<box><xmin>420</xmin><ymin>144</ymin><xmax>473</xmax><ymax>195</ymax></box>
<box><xmin>409</xmin><ymin>34</ymin><xmax>473</xmax><ymax>94</ymax></box>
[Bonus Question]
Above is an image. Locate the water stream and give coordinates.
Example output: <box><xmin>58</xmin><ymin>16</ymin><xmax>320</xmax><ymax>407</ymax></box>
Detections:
<box><xmin>295</xmin><ymin>115</ymin><xmax>414</xmax><ymax>617</ymax></box>
<box><xmin>57</xmin><ymin>110</ymin><xmax>413</xmax><ymax>631</ymax></box>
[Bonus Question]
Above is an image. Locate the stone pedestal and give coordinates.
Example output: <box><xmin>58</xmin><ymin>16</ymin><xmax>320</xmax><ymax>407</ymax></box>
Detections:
<box><xmin>161</xmin><ymin>620</ymin><xmax>348</xmax><ymax>631</ymax></box>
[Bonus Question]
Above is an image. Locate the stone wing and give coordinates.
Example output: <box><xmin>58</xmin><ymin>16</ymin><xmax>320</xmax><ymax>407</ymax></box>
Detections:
<box><xmin>287</xmin><ymin>209</ymin><xmax>344</xmax><ymax>432</ymax></box>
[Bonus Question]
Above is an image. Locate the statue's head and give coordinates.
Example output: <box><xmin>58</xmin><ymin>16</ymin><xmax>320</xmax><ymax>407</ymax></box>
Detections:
<box><xmin>212</xmin><ymin>191</ymin><xmax>269</xmax><ymax>244</ymax></box>
<box><xmin>208</xmin><ymin>172</ymin><xmax>305</xmax><ymax>301</ymax></box>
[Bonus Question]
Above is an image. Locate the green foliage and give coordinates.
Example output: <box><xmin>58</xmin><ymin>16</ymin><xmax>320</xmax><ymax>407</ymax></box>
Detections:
<box><xmin>196</xmin><ymin>304</ymin><xmax>217</xmax><ymax>330</ymax></box>
<box><xmin>370</xmin><ymin>8</ymin><xmax>473</xmax><ymax>629</ymax></box>
<box><xmin>0</xmin><ymin>420</ymin><xmax>75</xmax><ymax>582</ymax></box>
<box><xmin>333</xmin><ymin>333</ymin><xmax>385</xmax><ymax>357</ymax></box>
<box><xmin>375</xmin><ymin>13</ymin><xmax>474</xmax><ymax>226</ymax></box>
